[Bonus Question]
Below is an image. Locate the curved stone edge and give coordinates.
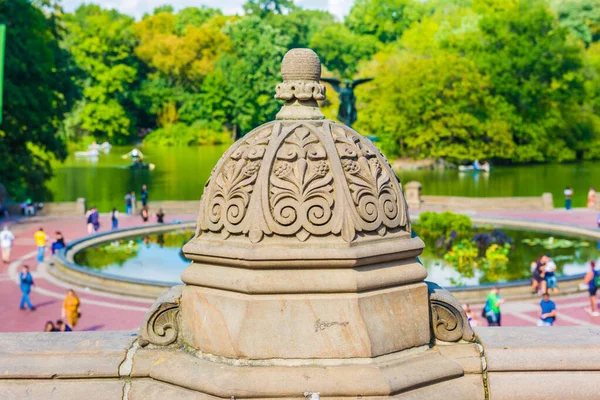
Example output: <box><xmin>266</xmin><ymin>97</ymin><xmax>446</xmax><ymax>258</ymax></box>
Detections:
<box><xmin>49</xmin><ymin>222</ymin><xmax>195</xmax><ymax>298</ymax></box>
<box><xmin>139</xmin><ymin>286</ymin><xmax>182</xmax><ymax>348</ymax></box>
<box><xmin>426</xmin><ymin>281</ymin><xmax>474</xmax><ymax>343</ymax></box>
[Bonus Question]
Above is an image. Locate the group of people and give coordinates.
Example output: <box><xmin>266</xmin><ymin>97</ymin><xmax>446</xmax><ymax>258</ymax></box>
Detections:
<box><xmin>87</xmin><ymin>184</ymin><xmax>166</xmax><ymax>232</ymax></box>
<box><xmin>530</xmin><ymin>255</ymin><xmax>558</xmax><ymax>295</ymax></box>
<box><xmin>462</xmin><ymin>285</ymin><xmax>558</xmax><ymax>327</ymax></box>
<box><xmin>42</xmin><ymin>289</ymin><xmax>80</xmax><ymax>332</ymax></box>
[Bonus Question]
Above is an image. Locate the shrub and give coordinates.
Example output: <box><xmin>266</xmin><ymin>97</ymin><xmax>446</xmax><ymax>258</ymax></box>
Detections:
<box><xmin>417</xmin><ymin>211</ymin><xmax>473</xmax><ymax>238</ymax></box>
<box><xmin>143</xmin><ymin>120</ymin><xmax>231</xmax><ymax>146</ymax></box>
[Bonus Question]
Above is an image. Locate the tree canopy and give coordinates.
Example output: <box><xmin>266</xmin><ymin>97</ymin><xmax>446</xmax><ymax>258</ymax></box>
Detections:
<box><xmin>3</xmin><ymin>0</ymin><xmax>600</xmax><ymax>199</ymax></box>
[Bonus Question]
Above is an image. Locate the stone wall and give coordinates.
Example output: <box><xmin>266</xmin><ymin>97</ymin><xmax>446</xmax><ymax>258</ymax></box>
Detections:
<box><xmin>1</xmin><ymin>327</ymin><xmax>599</xmax><ymax>399</ymax></box>
<box><xmin>4</xmin><ymin>198</ymin><xmax>86</xmax><ymax>216</ymax></box>
<box><xmin>404</xmin><ymin>181</ymin><xmax>554</xmax><ymax>211</ymax></box>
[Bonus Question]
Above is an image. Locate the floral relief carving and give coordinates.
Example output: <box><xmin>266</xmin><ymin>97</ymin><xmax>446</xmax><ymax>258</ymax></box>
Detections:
<box><xmin>269</xmin><ymin>126</ymin><xmax>334</xmax><ymax>241</ymax></box>
<box><xmin>204</xmin><ymin>128</ymin><xmax>271</xmax><ymax>237</ymax></box>
<box><xmin>332</xmin><ymin>126</ymin><xmax>404</xmax><ymax>236</ymax></box>
<box><xmin>196</xmin><ymin>121</ymin><xmax>408</xmax><ymax>243</ymax></box>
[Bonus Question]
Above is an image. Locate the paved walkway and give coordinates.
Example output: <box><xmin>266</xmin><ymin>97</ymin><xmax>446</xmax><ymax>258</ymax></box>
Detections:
<box><xmin>1</xmin><ymin>208</ymin><xmax>599</xmax><ymax>333</ymax></box>
<box><xmin>0</xmin><ymin>213</ymin><xmax>195</xmax><ymax>333</ymax></box>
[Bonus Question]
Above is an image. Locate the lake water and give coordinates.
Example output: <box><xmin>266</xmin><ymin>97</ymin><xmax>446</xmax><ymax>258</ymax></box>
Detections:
<box><xmin>73</xmin><ymin>226</ymin><xmax>600</xmax><ymax>287</ymax></box>
<box><xmin>48</xmin><ymin>144</ymin><xmax>600</xmax><ymax>211</ymax></box>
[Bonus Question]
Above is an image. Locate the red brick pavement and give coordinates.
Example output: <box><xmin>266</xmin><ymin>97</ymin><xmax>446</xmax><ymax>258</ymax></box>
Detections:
<box><xmin>1</xmin><ymin>213</ymin><xmax>195</xmax><ymax>333</ymax></box>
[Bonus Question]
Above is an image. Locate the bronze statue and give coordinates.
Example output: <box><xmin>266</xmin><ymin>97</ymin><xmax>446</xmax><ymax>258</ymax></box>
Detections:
<box><xmin>320</xmin><ymin>77</ymin><xmax>373</xmax><ymax>127</ymax></box>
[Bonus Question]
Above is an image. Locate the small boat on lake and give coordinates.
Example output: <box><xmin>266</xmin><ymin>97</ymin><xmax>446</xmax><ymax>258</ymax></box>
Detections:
<box><xmin>458</xmin><ymin>160</ymin><xmax>490</xmax><ymax>173</ymax></box>
<box><xmin>74</xmin><ymin>149</ymin><xmax>99</xmax><ymax>158</ymax></box>
<box><xmin>129</xmin><ymin>162</ymin><xmax>155</xmax><ymax>170</ymax></box>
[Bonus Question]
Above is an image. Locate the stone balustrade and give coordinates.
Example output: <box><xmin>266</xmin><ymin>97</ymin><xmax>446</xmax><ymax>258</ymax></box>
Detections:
<box><xmin>404</xmin><ymin>181</ymin><xmax>554</xmax><ymax>211</ymax></box>
<box><xmin>1</xmin><ymin>327</ymin><xmax>599</xmax><ymax>399</ymax></box>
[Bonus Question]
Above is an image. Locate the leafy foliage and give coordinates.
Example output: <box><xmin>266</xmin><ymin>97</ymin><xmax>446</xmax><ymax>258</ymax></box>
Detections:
<box><xmin>62</xmin><ymin>5</ymin><xmax>138</xmax><ymax>143</ymax></box>
<box><xmin>5</xmin><ymin>0</ymin><xmax>600</xmax><ymax>199</ymax></box>
<box><xmin>0</xmin><ymin>0</ymin><xmax>75</xmax><ymax>199</ymax></box>
<box><xmin>417</xmin><ymin>211</ymin><xmax>473</xmax><ymax>238</ymax></box>
<box><xmin>310</xmin><ymin>24</ymin><xmax>380</xmax><ymax>78</ymax></box>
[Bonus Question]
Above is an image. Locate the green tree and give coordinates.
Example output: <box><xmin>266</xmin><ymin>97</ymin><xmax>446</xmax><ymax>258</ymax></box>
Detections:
<box><xmin>243</xmin><ymin>0</ymin><xmax>297</xmax><ymax>18</ymax></box>
<box><xmin>218</xmin><ymin>17</ymin><xmax>291</xmax><ymax>134</ymax></box>
<box><xmin>356</xmin><ymin>50</ymin><xmax>515</xmax><ymax>161</ymax></box>
<box><xmin>266</xmin><ymin>9</ymin><xmax>335</xmax><ymax>49</ymax></box>
<box><xmin>0</xmin><ymin>0</ymin><xmax>75</xmax><ymax>199</ymax></box>
<box><xmin>472</xmin><ymin>0</ymin><xmax>587</xmax><ymax>161</ymax></box>
<box><xmin>62</xmin><ymin>5</ymin><xmax>138</xmax><ymax>142</ymax></box>
<box><xmin>175</xmin><ymin>6</ymin><xmax>222</xmax><ymax>34</ymax></box>
<box><xmin>345</xmin><ymin>0</ymin><xmax>427</xmax><ymax>44</ymax></box>
<box><xmin>552</xmin><ymin>0</ymin><xmax>600</xmax><ymax>47</ymax></box>
<box><xmin>310</xmin><ymin>24</ymin><xmax>380</xmax><ymax>78</ymax></box>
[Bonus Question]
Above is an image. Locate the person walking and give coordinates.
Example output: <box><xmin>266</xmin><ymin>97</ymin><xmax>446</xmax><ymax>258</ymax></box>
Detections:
<box><xmin>564</xmin><ymin>187</ymin><xmax>573</xmax><ymax>210</ymax></box>
<box><xmin>543</xmin><ymin>255</ymin><xmax>558</xmax><ymax>293</ymax></box>
<box><xmin>90</xmin><ymin>207</ymin><xmax>100</xmax><ymax>232</ymax></box>
<box><xmin>51</xmin><ymin>231</ymin><xmax>66</xmax><ymax>255</ymax></box>
<box><xmin>538</xmin><ymin>293</ymin><xmax>557</xmax><ymax>326</ymax></box>
<box><xmin>86</xmin><ymin>208</ymin><xmax>94</xmax><ymax>233</ymax></box>
<box><xmin>156</xmin><ymin>208</ymin><xmax>165</xmax><ymax>224</ymax></box>
<box><xmin>584</xmin><ymin>261</ymin><xmax>600</xmax><ymax>316</ymax></box>
<box><xmin>19</xmin><ymin>265</ymin><xmax>36</xmax><ymax>311</ymax></box>
<box><xmin>62</xmin><ymin>289</ymin><xmax>81</xmax><ymax>328</ymax></box>
<box><xmin>131</xmin><ymin>191</ymin><xmax>137</xmax><ymax>215</ymax></box>
<box><xmin>33</xmin><ymin>228</ymin><xmax>48</xmax><ymax>263</ymax></box>
<box><xmin>1</xmin><ymin>225</ymin><xmax>15</xmax><ymax>264</ymax></box>
<box><xmin>588</xmin><ymin>187</ymin><xmax>596</xmax><ymax>209</ymax></box>
<box><xmin>141</xmin><ymin>184</ymin><xmax>148</xmax><ymax>207</ymax></box>
<box><xmin>124</xmin><ymin>193</ymin><xmax>133</xmax><ymax>215</ymax></box>
<box><xmin>141</xmin><ymin>206</ymin><xmax>149</xmax><ymax>224</ymax></box>
<box><xmin>111</xmin><ymin>208</ymin><xmax>119</xmax><ymax>230</ymax></box>
<box><xmin>484</xmin><ymin>286</ymin><xmax>504</xmax><ymax>326</ymax></box>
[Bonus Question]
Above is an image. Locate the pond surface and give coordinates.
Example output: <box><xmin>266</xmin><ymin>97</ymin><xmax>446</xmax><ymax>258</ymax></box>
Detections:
<box><xmin>73</xmin><ymin>226</ymin><xmax>600</xmax><ymax>287</ymax></box>
<box><xmin>47</xmin><ymin>144</ymin><xmax>600</xmax><ymax>211</ymax></box>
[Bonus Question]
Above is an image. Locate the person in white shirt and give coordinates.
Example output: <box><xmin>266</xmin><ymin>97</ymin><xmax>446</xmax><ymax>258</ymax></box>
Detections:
<box><xmin>542</xmin><ymin>255</ymin><xmax>558</xmax><ymax>293</ymax></box>
<box><xmin>564</xmin><ymin>187</ymin><xmax>573</xmax><ymax>210</ymax></box>
<box><xmin>0</xmin><ymin>225</ymin><xmax>15</xmax><ymax>264</ymax></box>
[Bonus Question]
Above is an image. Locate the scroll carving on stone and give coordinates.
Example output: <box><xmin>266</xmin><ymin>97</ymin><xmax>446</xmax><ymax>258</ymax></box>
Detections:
<box><xmin>426</xmin><ymin>281</ymin><xmax>474</xmax><ymax>343</ymax></box>
<box><xmin>204</xmin><ymin>128</ymin><xmax>271</xmax><ymax>238</ymax></box>
<box><xmin>269</xmin><ymin>126</ymin><xmax>334</xmax><ymax>241</ymax></box>
<box><xmin>139</xmin><ymin>286</ymin><xmax>182</xmax><ymax>347</ymax></box>
<box><xmin>196</xmin><ymin>121</ymin><xmax>409</xmax><ymax>244</ymax></box>
<box><xmin>333</xmin><ymin>126</ymin><xmax>405</xmax><ymax>235</ymax></box>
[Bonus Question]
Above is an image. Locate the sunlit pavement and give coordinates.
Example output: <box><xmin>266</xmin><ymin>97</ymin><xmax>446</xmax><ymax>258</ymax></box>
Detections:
<box><xmin>1</xmin><ymin>208</ymin><xmax>599</xmax><ymax>332</ymax></box>
<box><xmin>0</xmin><ymin>212</ymin><xmax>195</xmax><ymax>333</ymax></box>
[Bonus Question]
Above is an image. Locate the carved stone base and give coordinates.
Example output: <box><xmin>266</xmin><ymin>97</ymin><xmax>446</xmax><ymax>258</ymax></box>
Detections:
<box><xmin>131</xmin><ymin>346</ymin><xmax>484</xmax><ymax>399</ymax></box>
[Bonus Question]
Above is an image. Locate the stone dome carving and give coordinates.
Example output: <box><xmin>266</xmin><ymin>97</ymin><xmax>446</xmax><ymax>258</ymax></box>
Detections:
<box><xmin>183</xmin><ymin>49</ymin><xmax>414</xmax><ymax>264</ymax></box>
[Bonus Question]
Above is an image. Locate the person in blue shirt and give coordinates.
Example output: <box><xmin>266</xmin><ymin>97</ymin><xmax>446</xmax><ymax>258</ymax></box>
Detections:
<box><xmin>584</xmin><ymin>261</ymin><xmax>599</xmax><ymax>316</ymax></box>
<box><xmin>537</xmin><ymin>293</ymin><xmax>557</xmax><ymax>326</ymax></box>
<box><xmin>19</xmin><ymin>265</ymin><xmax>36</xmax><ymax>311</ymax></box>
<box><xmin>56</xmin><ymin>319</ymin><xmax>72</xmax><ymax>332</ymax></box>
<box><xmin>141</xmin><ymin>185</ymin><xmax>149</xmax><ymax>207</ymax></box>
<box><xmin>51</xmin><ymin>231</ymin><xmax>65</xmax><ymax>255</ymax></box>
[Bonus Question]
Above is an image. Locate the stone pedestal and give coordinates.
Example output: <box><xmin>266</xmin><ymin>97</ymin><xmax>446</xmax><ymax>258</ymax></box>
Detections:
<box><xmin>405</xmin><ymin>181</ymin><xmax>422</xmax><ymax>210</ymax></box>
<box><xmin>542</xmin><ymin>192</ymin><xmax>554</xmax><ymax>210</ymax></box>
<box><xmin>135</xmin><ymin>49</ymin><xmax>478</xmax><ymax>398</ymax></box>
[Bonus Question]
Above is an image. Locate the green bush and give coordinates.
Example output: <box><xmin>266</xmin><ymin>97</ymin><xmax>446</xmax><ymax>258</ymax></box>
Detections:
<box><xmin>143</xmin><ymin>120</ymin><xmax>231</xmax><ymax>146</ymax></box>
<box><xmin>417</xmin><ymin>211</ymin><xmax>473</xmax><ymax>238</ymax></box>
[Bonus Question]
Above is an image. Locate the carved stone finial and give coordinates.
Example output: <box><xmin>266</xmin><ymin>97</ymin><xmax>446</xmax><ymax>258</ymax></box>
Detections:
<box><xmin>275</xmin><ymin>48</ymin><xmax>326</xmax><ymax>120</ymax></box>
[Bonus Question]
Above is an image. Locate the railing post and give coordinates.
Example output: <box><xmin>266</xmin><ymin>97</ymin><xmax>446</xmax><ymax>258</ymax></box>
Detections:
<box><xmin>405</xmin><ymin>181</ymin><xmax>422</xmax><ymax>210</ymax></box>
